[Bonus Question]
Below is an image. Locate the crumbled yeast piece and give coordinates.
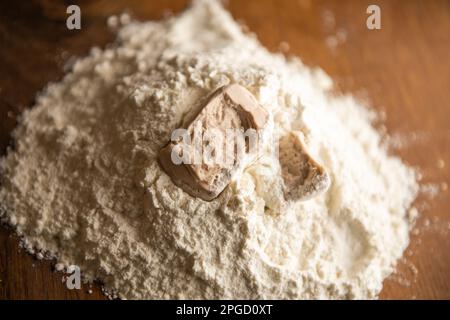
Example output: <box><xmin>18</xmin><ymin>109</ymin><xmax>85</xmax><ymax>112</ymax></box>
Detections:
<box><xmin>280</xmin><ymin>131</ymin><xmax>330</xmax><ymax>201</ymax></box>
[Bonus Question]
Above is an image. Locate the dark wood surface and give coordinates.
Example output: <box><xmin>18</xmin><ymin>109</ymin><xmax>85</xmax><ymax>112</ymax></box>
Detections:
<box><xmin>0</xmin><ymin>0</ymin><xmax>449</xmax><ymax>300</ymax></box>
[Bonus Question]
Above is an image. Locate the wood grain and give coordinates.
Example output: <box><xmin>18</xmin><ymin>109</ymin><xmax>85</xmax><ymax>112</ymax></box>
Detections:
<box><xmin>0</xmin><ymin>0</ymin><xmax>449</xmax><ymax>300</ymax></box>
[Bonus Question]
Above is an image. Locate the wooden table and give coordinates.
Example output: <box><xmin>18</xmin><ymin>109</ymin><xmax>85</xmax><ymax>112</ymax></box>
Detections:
<box><xmin>0</xmin><ymin>0</ymin><xmax>449</xmax><ymax>300</ymax></box>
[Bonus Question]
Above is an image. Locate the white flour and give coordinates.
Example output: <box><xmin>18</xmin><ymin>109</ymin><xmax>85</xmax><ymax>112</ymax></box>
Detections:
<box><xmin>0</xmin><ymin>0</ymin><xmax>418</xmax><ymax>299</ymax></box>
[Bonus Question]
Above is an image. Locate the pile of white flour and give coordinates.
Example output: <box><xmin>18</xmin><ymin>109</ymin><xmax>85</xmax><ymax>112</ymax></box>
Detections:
<box><xmin>0</xmin><ymin>0</ymin><xmax>418</xmax><ymax>299</ymax></box>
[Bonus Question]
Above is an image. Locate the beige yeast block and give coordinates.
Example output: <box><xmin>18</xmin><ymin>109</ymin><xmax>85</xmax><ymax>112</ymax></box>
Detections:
<box><xmin>159</xmin><ymin>84</ymin><xmax>269</xmax><ymax>201</ymax></box>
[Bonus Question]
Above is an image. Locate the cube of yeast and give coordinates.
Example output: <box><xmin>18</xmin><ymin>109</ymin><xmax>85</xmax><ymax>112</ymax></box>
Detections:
<box><xmin>158</xmin><ymin>84</ymin><xmax>269</xmax><ymax>201</ymax></box>
<box><xmin>279</xmin><ymin>132</ymin><xmax>330</xmax><ymax>201</ymax></box>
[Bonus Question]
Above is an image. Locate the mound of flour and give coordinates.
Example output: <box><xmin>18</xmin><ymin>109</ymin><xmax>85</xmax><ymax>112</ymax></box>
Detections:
<box><xmin>0</xmin><ymin>0</ymin><xmax>418</xmax><ymax>299</ymax></box>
